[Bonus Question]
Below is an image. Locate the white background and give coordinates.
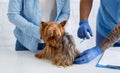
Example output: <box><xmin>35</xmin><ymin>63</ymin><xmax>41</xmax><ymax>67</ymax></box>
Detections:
<box><xmin>0</xmin><ymin>0</ymin><xmax>8</xmax><ymax>2</ymax></box>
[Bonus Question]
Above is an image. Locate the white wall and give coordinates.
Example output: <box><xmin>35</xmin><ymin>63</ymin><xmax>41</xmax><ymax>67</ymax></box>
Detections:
<box><xmin>0</xmin><ymin>0</ymin><xmax>8</xmax><ymax>2</ymax></box>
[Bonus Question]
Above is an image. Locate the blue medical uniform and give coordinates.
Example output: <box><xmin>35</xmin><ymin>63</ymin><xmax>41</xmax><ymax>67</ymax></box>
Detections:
<box><xmin>96</xmin><ymin>0</ymin><xmax>120</xmax><ymax>46</ymax></box>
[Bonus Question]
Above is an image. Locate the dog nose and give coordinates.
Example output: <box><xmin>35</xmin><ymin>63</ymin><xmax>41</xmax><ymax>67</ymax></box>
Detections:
<box><xmin>51</xmin><ymin>36</ymin><xmax>55</xmax><ymax>39</ymax></box>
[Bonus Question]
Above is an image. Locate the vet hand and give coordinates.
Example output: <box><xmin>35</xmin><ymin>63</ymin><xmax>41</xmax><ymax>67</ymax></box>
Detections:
<box><xmin>74</xmin><ymin>46</ymin><xmax>102</xmax><ymax>64</ymax></box>
<box><xmin>77</xmin><ymin>20</ymin><xmax>93</xmax><ymax>39</ymax></box>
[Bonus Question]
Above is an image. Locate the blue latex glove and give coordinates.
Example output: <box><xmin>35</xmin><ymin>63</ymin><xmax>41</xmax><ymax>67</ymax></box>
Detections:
<box><xmin>77</xmin><ymin>20</ymin><xmax>93</xmax><ymax>39</ymax></box>
<box><xmin>74</xmin><ymin>46</ymin><xmax>102</xmax><ymax>64</ymax></box>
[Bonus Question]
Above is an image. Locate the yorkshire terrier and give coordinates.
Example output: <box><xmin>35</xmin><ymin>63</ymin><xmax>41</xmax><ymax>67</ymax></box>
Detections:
<box><xmin>35</xmin><ymin>20</ymin><xmax>80</xmax><ymax>67</ymax></box>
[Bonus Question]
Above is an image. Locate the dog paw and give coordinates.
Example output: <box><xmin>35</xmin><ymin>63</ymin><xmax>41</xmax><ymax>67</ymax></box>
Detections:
<box><xmin>35</xmin><ymin>53</ymin><xmax>43</xmax><ymax>59</ymax></box>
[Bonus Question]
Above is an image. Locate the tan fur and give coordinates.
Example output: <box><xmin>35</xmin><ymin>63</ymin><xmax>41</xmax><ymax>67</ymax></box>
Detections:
<box><xmin>35</xmin><ymin>20</ymin><xmax>80</xmax><ymax>67</ymax></box>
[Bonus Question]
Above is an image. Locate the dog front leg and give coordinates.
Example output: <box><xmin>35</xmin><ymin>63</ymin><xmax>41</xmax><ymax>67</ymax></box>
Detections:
<box><xmin>35</xmin><ymin>46</ymin><xmax>48</xmax><ymax>59</ymax></box>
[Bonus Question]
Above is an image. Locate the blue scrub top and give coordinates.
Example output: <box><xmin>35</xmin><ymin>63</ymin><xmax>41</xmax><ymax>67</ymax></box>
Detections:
<box><xmin>96</xmin><ymin>0</ymin><xmax>120</xmax><ymax>38</ymax></box>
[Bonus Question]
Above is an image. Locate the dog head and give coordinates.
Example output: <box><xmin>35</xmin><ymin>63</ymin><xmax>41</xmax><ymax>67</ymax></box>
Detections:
<box><xmin>40</xmin><ymin>20</ymin><xmax>67</xmax><ymax>47</ymax></box>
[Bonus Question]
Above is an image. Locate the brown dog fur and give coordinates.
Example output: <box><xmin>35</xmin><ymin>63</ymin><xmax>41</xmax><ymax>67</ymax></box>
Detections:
<box><xmin>35</xmin><ymin>21</ymin><xmax>80</xmax><ymax>67</ymax></box>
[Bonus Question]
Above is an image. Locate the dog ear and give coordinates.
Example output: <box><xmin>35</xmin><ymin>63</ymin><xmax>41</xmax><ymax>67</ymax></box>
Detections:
<box><xmin>60</xmin><ymin>20</ymin><xmax>67</xmax><ymax>27</ymax></box>
<box><xmin>41</xmin><ymin>21</ymin><xmax>48</xmax><ymax>28</ymax></box>
<box><xmin>40</xmin><ymin>21</ymin><xmax>48</xmax><ymax>40</ymax></box>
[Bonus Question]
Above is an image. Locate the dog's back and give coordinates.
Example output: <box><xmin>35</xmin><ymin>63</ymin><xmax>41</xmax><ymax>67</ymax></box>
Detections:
<box><xmin>61</xmin><ymin>32</ymin><xmax>80</xmax><ymax>57</ymax></box>
<box><xmin>53</xmin><ymin>32</ymin><xmax>80</xmax><ymax>66</ymax></box>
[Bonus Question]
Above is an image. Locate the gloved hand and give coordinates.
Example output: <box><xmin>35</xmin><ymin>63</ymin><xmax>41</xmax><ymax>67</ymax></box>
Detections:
<box><xmin>74</xmin><ymin>46</ymin><xmax>102</xmax><ymax>64</ymax></box>
<box><xmin>77</xmin><ymin>20</ymin><xmax>93</xmax><ymax>39</ymax></box>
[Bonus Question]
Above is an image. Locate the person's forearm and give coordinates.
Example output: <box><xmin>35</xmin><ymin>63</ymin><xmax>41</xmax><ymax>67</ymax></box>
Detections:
<box><xmin>80</xmin><ymin>0</ymin><xmax>93</xmax><ymax>21</ymax></box>
<box><xmin>8</xmin><ymin>0</ymin><xmax>40</xmax><ymax>40</ymax></box>
<box><xmin>99</xmin><ymin>23</ymin><xmax>120</xmax><ymax>51</ymax></box>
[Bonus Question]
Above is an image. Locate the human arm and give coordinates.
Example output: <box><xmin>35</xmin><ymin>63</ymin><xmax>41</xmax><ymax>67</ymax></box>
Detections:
<box><xmin>74</xmin><ymin>23</ymin><xmax>120</xmax><ymax>64</ymax></box>
<box><xmin>7</xmin><ymin>0</ymin><xmax>40</xmax><ymax>40</ymax></box>
<box><xmin>99</xmin><ymin>23</ymin><xmax>120</xmax><ymax>51</ymax></box>
<box><xmin>77</xmin><ymin>0</ymin><xmax>93</xmax><ymax>39</ymax></box>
